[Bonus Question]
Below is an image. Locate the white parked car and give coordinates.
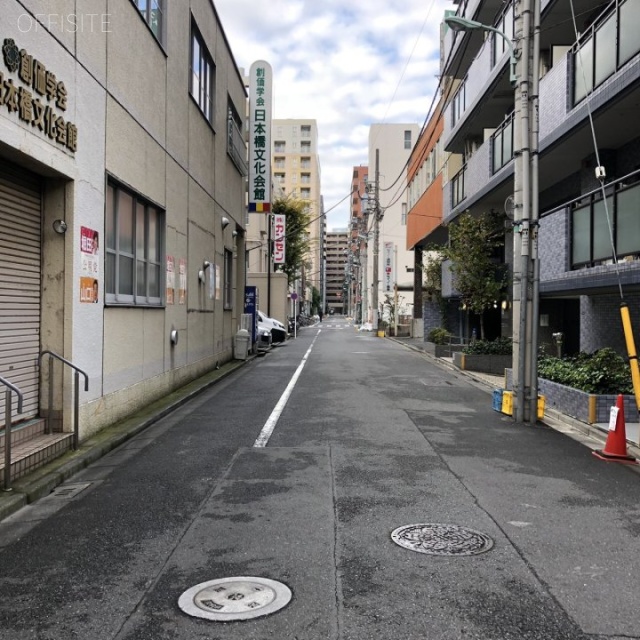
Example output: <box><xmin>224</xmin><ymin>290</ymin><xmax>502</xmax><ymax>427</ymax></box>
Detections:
<box><xmin>257</xmin><ymin>311</ymin><xmax>288</xmax><ymax>344</ymax></box>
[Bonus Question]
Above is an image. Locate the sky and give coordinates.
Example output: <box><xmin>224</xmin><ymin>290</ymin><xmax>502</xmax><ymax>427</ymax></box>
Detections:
<box><xmin>215</xmin><ymin>0</ymin><xmax>455</xmax><ymax>231</ymax></box>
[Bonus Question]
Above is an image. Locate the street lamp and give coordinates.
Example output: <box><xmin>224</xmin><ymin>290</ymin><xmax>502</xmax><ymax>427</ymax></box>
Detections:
<box><xmin>444</xmin><ymin>15</ymin><xmax>518</xmax><ymax>85</ymax></box>
<box><xmin>445</xmin><ymin>3</ymin><xmax>539</xmax><ymax>424</ymax></box>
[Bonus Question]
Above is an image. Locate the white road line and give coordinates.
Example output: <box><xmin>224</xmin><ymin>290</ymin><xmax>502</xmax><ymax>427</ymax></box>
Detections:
<box><xmin>253</xmin><ymin>331</ymin><xmax>320</xmax><ymax>447</ymax></box>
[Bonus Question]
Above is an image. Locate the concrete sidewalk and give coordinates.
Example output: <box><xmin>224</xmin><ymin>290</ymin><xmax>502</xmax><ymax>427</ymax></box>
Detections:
<box><xmin>390</xmin><ymin>335</ymin><xmax>640</xmax><ymax>462</ymax></box>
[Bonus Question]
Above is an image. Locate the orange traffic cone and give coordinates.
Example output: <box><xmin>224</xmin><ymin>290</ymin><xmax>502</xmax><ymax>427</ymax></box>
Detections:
<box><xmin>593</xmin><ymin>394</ymin><xmax>638</xmax><ymax>464</ymax></box>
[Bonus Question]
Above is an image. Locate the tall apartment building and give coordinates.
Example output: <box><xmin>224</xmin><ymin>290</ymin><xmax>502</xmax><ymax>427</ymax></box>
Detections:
<box><xmin>349</xmin><ymin>166</ymin><xmax>369</xmax><ymax>322</ymax></box>
<box><xmin>325</xmin><ymin>230</ymin><xmax>350</xmax><ymax>314</ymax></box>
<box><xmin>272</xmin><ymin>119</ymin><xmax>323</xmax><ymax>303</ymax></box>
<box><xmin>0</xmin><ymin>1</ymin><xmax>248</xmax><ymax>482</ymax></box>
<box><xmin>368</xmin><ymin>124</ymin><xmax>419</xmax><ymax>326</ymax></box>
<box><xmin>438</xmin><ymin>0</ymin><xmax>640</xmax><ymax>355</ymax></box>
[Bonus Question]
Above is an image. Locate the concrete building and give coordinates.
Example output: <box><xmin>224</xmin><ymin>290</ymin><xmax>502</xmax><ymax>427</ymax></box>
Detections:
<box><xmin>0</xmin><ymin>1</ymin><xmax>248</xmax><ymax>483</ymax></box>
<box><xmin>435</xmin><ymin>0</ymin><xmax>640</xmax><ymax>354</ymax></box>
<box><xmin>325</xmin><ymin>230</ymin><xmax>349</xmax><ymax>314</ymax></box>
<box><xmin>272</xmin><ymin>119</ymin><xmax>322</xmax><ymax>309</ymax></box>
<box><xmin>349</xmin><ymin>166</ymin><xmax>368</xmax><ymax>322</ymax></box>
<box><xmin>368</xmin><ymin>124</ymin><xmax>419</xmax><ymax>326</ymax></box>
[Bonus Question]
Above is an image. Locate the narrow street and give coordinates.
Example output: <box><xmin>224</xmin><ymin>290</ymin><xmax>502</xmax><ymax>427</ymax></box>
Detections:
<box><xmin>1</xmin><ymin>319</ymin><xmax>639</xmax><ymax>640</ymax></box>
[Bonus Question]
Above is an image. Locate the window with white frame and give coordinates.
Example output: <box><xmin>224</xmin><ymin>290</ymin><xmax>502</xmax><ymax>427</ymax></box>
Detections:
<box><xmin>133</xmin><ymin>0</ymin><xmax>164</xmax><ymax>42</ymax></box>
<box><xmin>401</xmin><ymin>203</ymin><xmax>407</xmax><ymax>225</ymax></box>
<box><xmin>404</xmin><ymin>130</ymin><xmax>412</xmax><ymax>149</ymax></box>
<box><xmin>190</xmin><ymin>20</ymin><xmax>215</xmax><ymax>123</ymax></box>
<box><xmin>224</xmin><ymin>248</ymin><xmax>233</xmax><ymax>309</ymax></box>
<box><xmin>106</xmin><ymin>181</ymin><xmax>164</xmax><ymax>306</ymax></box>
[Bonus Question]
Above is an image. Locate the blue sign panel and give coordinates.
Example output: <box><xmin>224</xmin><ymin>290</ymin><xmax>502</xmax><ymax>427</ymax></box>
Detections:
<box><xmin>244</xmin><ymin>286</ymin><xmax>258</xmax><ymax>343</ymax></box>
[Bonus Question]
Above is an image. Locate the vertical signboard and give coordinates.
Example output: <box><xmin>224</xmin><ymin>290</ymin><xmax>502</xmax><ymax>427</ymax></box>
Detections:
<box><xmin>384</xmin><ymin>242</ymin><xmax>395</xmax><ymax>293</ymax></box>
<box><xmin>273</xmin><ymin>214</ymin><xmax>286</xmax><ymax>264</ymax></box>
<box><xmin>248</xmin><ymin>60</ymin><xmax>273</xmax><ymax>214</ymax></box>
<box><xmin>244</xmin><ymin>286</ymin><xmax>258</xmax><ymax>343</ymax></box>
<box><xmin>80</xmin><ymin>226</ymin><xmax>99</xmax><ymax>303</ymax></box>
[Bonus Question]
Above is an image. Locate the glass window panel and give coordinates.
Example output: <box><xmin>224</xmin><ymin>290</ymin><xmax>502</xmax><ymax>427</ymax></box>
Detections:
<box><xmin>620</xmin><ymin>0</ymin><xmax>640</xmax><ymax>65</ymax></box>
<box><xmin>136</xmin><ymin>203</ymin><xmax>146</xmax><ymax>256</ymax></box>
<box><xmin>594</xmin><ymin>16</ymin><xmax>616</xmax><ymax>86</ymax></box>
<box><xmin>148</xmin><ymin>209</ymin><xmax>158</xmax><ymax>262</ymax></box>
<box><xmin>106</xmin><ymin>184</ymin><xmax>115</xmax><ymax>249</ymax></box>
<box><xmin>149</xmin><ymin>265</ymin><xmax>160</xmax><ymax>298</ymax></box>
<box><xmin>119</xmin><ymin>256</ymin><xmax>134</xmax><ymax>295</ymax></box>
<box><xmin>106</xmin><ymin>253</ymin><xmax>116</xmax><ymax>294</ymax></box>
<box><xmin>136</xmin><ymin>0</ymin><xmax>148</xmax><ymax>13</ymax></box>
<box><xmin>616</xmin><ymin>185</ymin><xmax>640</xmax><ymax>255</ymax></box>
<box><xmin>192</xmin><ymin>37</ymin><xmax>200</xmax><ymax>98</ymax></box>
<box><xmin>593</xmin><ymin>196</ymin><xmax>614</xmax><ymax>260</ymax></box>
<box><xmin>137</xmin><ymin>261</ymin><xmax>146</xmax><ymax>296</ymax></box>
<box><xmin>574</xmin><ymin>37</ymin><xmax>593</xmax><ymax>104</ymax></box>
<box><xmin>118</xmin><ymin>191</ymin><xmax>134</xmax><ymax>253</ymax></box>
<box><xmin>572</xmin><ymin>205</ymin><xmax>591</xmax><ymax>264</ymax></box>
<box><xmin>503</xmin><ymin>122</ymin><xmax>513</xmax><ymax>165</ymax></box>
<box><xmin>492</xmin><ymin>135</ymin><xmax>502</xmax><ymax>173</ymax></box>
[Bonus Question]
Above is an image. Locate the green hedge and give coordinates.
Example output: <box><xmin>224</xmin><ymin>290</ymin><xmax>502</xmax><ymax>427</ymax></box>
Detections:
<box><xmin>463</xmin><ymin>337</ymin><xmax>513</xmax><ymax>355</ymax></box>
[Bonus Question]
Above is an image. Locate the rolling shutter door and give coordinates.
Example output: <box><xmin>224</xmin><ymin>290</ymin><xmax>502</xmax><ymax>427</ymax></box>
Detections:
<box><xmin>0</xmin><ymin>160</ymin><xmax>42</xmax><ymax>426</ymax></box>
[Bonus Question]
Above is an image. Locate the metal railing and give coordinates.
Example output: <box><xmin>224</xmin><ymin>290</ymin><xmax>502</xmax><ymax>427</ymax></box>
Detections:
<box><xmin>38</xmin><ymin>351</ymin><xmax>89</xmax><ymax>451</ymax></box>
<box><xmin>1</xmin><ymin>376</ymin><xmax>23</xmax><ymax>491</ymax></box>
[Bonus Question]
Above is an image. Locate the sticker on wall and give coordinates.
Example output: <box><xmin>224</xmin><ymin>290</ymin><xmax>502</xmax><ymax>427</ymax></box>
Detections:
<box><xmin>215</xmin><ymin>262</ymin><xmax>221</xmax><ymax>300</ymax></box>
<box><xmin>80</xmin><ymin>226</ymin><xmax>99</xmax><ymax>303</ymax></box>
<box><xmin>166</xmin><ymin>255</ymin><xmax>175</xmax><ymax>305</ymax></box>
<box><xmin>179</xmin><ymin>258</ymin><xmax>186</xmax><ymax>305</ymax></box>
<box><xmin>209</xmin><ymin>263</ymin><xmax>215</xmax><ymax>300</ymax></box>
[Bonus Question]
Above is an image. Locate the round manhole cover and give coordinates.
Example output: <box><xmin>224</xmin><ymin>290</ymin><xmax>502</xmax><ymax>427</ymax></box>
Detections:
<box><xmin>391</xmin><ymin>523</ymin><xmax>494</xmax><ymax>556</ymax></box>
<box><xmin>178</xmin><ymin>577</ymin><xmax>292</xmax><ymax>621</ymax></box>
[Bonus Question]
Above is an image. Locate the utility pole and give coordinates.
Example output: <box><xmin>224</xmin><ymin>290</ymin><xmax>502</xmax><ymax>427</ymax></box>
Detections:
<box><xmin>371</xmin><ymin>149</ymin><xmax>380</xmax><ymax>331</ymax></box>
<box><xmin>512</xmin><ymin>0</ymin><xmax>535</xmax><ymax>423</ymax></box>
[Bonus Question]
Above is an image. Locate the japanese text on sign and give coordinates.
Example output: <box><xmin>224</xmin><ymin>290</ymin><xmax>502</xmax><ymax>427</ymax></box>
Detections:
<box><xmin>248</xmin><ymin>60</ymin><xmax>272</xmax><ymax>213</ymax></box>
<box><xmin>1</xmin><ymin>38</ymin><xmax>78</xmax><ymax>152</ymax></box>
<box><xmin>273</xmin><ymin>214</ymin><xmax>286</xmax><ymax>264</ymax></box>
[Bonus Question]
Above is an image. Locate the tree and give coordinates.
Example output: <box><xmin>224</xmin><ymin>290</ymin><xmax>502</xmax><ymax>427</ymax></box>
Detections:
<box><xmin>272</xmin><ymin>196</ymin><xmax>312</xmax><ymax>285</ymax></box>
<box><xmin>437</xmin><ymin>211</ymin><xmax>506</xmax><ymax>339</ymax></box>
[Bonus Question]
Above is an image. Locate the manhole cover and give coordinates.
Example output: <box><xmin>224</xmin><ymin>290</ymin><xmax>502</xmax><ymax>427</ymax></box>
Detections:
<box><xmin>391</xmin><ymin>523</ymin><xmax>494</xmax><ymax>556</ymax></box>
<box><xmin>51</xmin><ymin>483</ymin><xmax>92</xmax><ymax>499</ymax></box>
<box><xmin>178</xmin><ymin>577</ymin><xmax>292</xmax><ymax>621</ymax></box>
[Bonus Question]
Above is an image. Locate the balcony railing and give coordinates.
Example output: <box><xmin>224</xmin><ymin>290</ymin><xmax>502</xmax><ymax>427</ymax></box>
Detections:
<box><xmin>451</xmin><ymin>165</ymin><xmax>466</xmax><ymax>208</ymax></box>
<box><xmin>491</xmin><ymin>111</ymin><xmax>514</xmax><ymax>174</ymax></box>
<box><xmin>573</xmin><ymin>0</ymin><xmax>640</xmax><ymax>106</ymax></box>
<box><xmin>227</xmin><ymin>112</ymin><xmax>248</xmax><ymax>176</ymax></box>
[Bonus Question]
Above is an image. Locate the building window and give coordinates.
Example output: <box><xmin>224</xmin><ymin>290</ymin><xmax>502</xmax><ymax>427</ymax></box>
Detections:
<box><xmin>301</xmin><ymin>157</ymin><xmax>311</xmax><ymax>169</ymax></box>
<box><xmin>452</xmin><ymin>82</ymin><xmax>466</xmax><ymax>126</ymax></box>
<box><xmin>274</xmin><ymin>141</ymin><xmax>286</xmax><ymax>153</ymax></box>
<box><xmin>492</xmin><ymin>3</ymin><xmax>514</xmax><ymax>68</ymax></box>
<box><xmin>274</xmin><ymin>157</ymin><xmax>285</xmax><ymax>169</ymax></box>
<box><xmin>451</xmin><ymin>166</ymin><xmax>466</xmax><ymax>207</ymax></box>
<box><xmin>190</xmin><ymin>20</ymin><xmax>215</xmax><ymax>123</ymax></box>
<box><xmin>275</xmin><ymin>173</ymin><xmax>285</xmax><ymax>184</ymax></box>
<box><xmin>133</xmin><ymin>0</ymin><xmax>164</xmax><ymax>42</ymax></box>
<box><xmin>301</xmin><ymin>141</ymin><xmax>311</xmax><ymax>152</ymax></box>
<box><xmin>491</xmin><ymin>111</ymin><xmax>515</xmax><ymax>174</ymax></box>
<box><xmin>401</xmin><ymin>203</ymin><xmax>407</xmax><ymax>225</ymax></box>
<box><xmin>106</xmin><ymin>181</ymin><xmax>164</xmax><ymax>306</ymax></box>
<box><xmin>301</xmin><ymin>173</ymin><xmax>311</xmax><ymax>184</ymax></box>
<box><xmin>224</xmin><ymin>249</ymin><xmax>233</xmax><ymax>309</ymax></box>
<box><xmin>301</xmin><ymin>188</ymin><xmax>311</xmax><ymax>199</ymax></box>
<box><xmin>227</xmin><ymin>99</ymin><xmax>248</xmax><ymax>176</ymax></box>
<box><xmin>301</xmin><ymin>125</ymin><xmax>311</xmax><ymax>138</ymax></box>
<box><xmin>404</xmin><ymin>130</ymin><xmax>412</xmax><ymax>150</ymax></box>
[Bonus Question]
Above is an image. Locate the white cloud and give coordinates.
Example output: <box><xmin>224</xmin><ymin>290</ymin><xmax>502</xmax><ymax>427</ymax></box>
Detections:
<box><xmin>215</xmin><ymin>0</ymin><xmax>455</xmax><ymax>230</ymax></box>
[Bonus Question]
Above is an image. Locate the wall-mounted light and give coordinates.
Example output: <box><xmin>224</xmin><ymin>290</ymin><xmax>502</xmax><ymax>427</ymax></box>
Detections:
<box><xmin>232</xmin><ymin>230</ymin><xmax>238</xmax><ymax>238</ymax></box>
<box><xmin>53</xmin><ymin>219</ymin><xmax>68</xmax><ymax>234</ymax></box>
<box><xmin>170</xmin><ymin>328</ymin><xmax>179</xmax><ymax>346</ymax></box>
<box><xmin>221</xmin><ymin>216</ymin><xmax>230</xmax><ymax>229</ymax></box>
<box><xmin>199</xmin><ymin>260</ymin><xmax>211</xmax><ymax>284</ymax></box>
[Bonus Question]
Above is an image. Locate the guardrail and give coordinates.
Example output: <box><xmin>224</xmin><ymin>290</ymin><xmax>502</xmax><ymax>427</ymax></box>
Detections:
<box><xmin>1</xmin><ymin>376</ymin><xmax>23</xmax><ymax>491</ymax></box>
<box><xmin>38</xmin><ymin>351</ymin><xmax>89</xmax><ymax>450</ymax></box>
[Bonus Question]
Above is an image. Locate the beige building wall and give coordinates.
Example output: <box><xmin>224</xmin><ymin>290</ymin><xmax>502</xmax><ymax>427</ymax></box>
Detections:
<box><xmin>272</xmin><ymin>119</ymin><xmax>322</xmax><ymax>297</ymax></box>
<box><xmin>0</xmin><ymin>1</ymin><xmax>248</xmax><ymax>440</ymax></box>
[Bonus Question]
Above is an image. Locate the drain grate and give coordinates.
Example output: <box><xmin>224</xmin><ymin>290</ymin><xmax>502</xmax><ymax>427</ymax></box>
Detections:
<box><xmin>51</xmin><ymin>483</ymin><xmax>92</xmax><ymax>499</ymax></box>
<box><xmin>391</xmin><ymin>523</ymin><xmax>494</xmax><ymax>556</ymax></box>
<box><xmin>178</xmin><ymin>577</ymin><xmax>292</xmax><ymax>621</ymax></box>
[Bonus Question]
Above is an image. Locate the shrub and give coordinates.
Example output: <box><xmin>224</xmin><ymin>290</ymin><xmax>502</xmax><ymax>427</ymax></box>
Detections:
<box><xmin>427</xmin><ymin>327</ymin><xmax>451</xmax><ymax>345</ymax></box>
<box><xmin>463</xmin><ymin>336</ymin><xmax>513</xmax><ymax>355</ymax></box>
<box><xmin>537</xmin><ymin>347</ymin><xmax>632</xmax><ymax>394</ymax></box>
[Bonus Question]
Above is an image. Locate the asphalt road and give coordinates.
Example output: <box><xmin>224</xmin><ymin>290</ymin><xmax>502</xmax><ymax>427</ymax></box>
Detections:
<box><xmin>1</xmin><ymin>317</ymin><xmax>639</xmax><ymax>639</ymax></box>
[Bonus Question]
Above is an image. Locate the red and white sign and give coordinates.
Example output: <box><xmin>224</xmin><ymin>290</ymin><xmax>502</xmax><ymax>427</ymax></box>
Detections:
<box><xmin>383</xmin><ymin>242</ymin><xmax>395</xmax><ymax>293</ymax></box>
<box><xmin>273</xmin><ymin>214</ymin><xmax>286</xmax><ymax>264</ymax></box>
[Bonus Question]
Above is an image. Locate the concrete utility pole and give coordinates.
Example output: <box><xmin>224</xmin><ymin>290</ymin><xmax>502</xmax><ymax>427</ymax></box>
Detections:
<box><xmin>512</xmin><ymin>0</ymin><xmax>537</xmax><ymax>424</ymax></box>
<box><xmin>371</xmin><ymin>149</ymin><xmax>380</xmax><ymax>331</ymax></box>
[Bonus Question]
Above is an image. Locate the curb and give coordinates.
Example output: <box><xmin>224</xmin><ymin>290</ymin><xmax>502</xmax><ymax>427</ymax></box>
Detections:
<box><xmin>0</xmin><ymin>357</ymin><xmax>252</xmax><ymax>522</ymax></box>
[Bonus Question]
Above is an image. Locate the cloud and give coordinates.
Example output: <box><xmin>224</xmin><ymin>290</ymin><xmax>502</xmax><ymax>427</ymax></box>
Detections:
<box><xmin>215</xmin><ymin>0</ymin><xmax>455</xmax><ymax>230</ymax></box>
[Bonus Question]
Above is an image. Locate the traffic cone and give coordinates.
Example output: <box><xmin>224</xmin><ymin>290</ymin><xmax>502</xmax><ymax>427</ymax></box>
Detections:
<box><xmin>592</xmin><ymin>394</ymin><xmax>638</xmax><ymax>464</ymax></box>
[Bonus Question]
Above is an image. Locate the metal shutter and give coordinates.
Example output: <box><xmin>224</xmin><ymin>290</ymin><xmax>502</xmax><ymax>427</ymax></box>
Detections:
<box><xmin>0</xmin><ymin>159</ymin><xmax>42</xmax><ymax>426</ymax></box>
